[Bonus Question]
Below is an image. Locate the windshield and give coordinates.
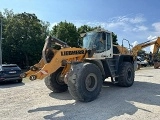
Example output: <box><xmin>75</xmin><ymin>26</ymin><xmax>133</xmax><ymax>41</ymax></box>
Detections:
<box><xmin>82</xmin><ymin>32</ymin><xmax>100</xmax><ymax>50</ymax></box>
<box><xmin>137</xmin><ymin>57</ymin><xmax>143</xmax><ymax>61</ymax></box>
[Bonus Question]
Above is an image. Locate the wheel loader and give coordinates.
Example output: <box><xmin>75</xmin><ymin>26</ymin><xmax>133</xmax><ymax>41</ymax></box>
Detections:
<box><xmin>21</xmin><ymin>29</ymin><xmax>135</xmax><ymax>102</ymax></box>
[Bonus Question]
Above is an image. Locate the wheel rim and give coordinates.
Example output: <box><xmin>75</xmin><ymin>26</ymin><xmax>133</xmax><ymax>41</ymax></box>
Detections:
<box><xmin>85</xmin><ymin>73</ymin><xmax>98</xmax><ymax>92</ymax></box>
<box><xmin>56</xmin><ymin>72</ymin><xmax>65</xmax><ymax>85</ymax></box>
<box><xmin>127</xmin><ymin>68</ymin><xmax>132</xmax><ymax>82</ymax></box>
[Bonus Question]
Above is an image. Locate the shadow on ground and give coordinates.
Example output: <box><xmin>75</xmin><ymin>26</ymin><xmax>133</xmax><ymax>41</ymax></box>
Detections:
<box><xmin>28</xmin><ymin>81</ymin><xmax>160</xmax><ymax>120</ymax></box>
<box><xmin>137</xmin><ymin>66</ymin><xmax>160</xmax><ymax>70</ymax></box>
<box><xmin>0</xmin><ymin>81</ymin><xmax>25</xmax><ymax>88</ymax></box>
<box><xmin>49</xmin><ymin>91</ymin><xmax>73</xmax><ymax>101</ymax></box>
<box><xmin>135</xmin><ymin>75</ymin><xmax>153</xmax><ymax>77</ymax></box>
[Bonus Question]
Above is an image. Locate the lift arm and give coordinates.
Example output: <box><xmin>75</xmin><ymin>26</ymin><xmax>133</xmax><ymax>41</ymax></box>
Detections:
<box><xmin>131</xmin><ymin>37</ymin><xmax>160</xmax><ymax>57</ymax></box>
<box><xmin>21</xmin><ymin>36</ymin><xmax>88</xmax><ymax>80</ymax></box>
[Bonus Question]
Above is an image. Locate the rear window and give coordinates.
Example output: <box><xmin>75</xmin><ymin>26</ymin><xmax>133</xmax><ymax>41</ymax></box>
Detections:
<box><xmin>3</xmin><ymin>66</ymin><xmax>19</xmax><ymax>71</ymax></box>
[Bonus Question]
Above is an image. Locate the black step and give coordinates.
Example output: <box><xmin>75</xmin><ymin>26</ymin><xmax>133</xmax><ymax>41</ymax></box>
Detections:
<box><xmin>106</xmin><ymin>59</ymin><xmax>117</xmax><ymax>77</ymax></box>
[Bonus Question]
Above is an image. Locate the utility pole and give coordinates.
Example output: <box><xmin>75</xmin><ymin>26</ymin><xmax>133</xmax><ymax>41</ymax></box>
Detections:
<box><xmin>0</xmin><ymin>17</ymin><xmax>3</xmax><ymax>67</ymax></box>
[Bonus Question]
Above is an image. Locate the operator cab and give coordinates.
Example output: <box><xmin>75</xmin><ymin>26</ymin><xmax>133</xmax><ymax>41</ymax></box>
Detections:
<box><xmin>82</xmin><ymin>29</ymin><xmax>113</xmax><ymax>59</ymax></box>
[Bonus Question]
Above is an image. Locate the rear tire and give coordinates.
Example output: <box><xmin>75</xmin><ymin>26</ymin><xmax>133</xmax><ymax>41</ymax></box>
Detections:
<box><xmin>44</xmin><ymin>67</ymin><xmax>68</xmax><ymax>93</ymax></box>
<box><xmin>116</xmin><ymin>62</ymin><xmax>134</xmax><ymax>87</ymax></box>
<box><xmin>68</xmin><ymin>63</ymin><xmax>103</xmax><ymax>102</ymax></box>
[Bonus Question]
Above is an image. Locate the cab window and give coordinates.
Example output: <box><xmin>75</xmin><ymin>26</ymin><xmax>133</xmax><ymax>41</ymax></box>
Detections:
<box><xmin>95</xmin><ymin>32</ymin><xmax>106</xmax><ymax>53</ymax></box>
<box><xmin>106</xmin><ymin>33</ymin><xmax>111</xmax><ymax>50</ymax></box>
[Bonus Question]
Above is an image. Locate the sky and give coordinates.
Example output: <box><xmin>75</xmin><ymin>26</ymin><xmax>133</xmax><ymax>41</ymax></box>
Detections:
<box><xmin>1</xmin><ymin>0</ymin><xmax>160</xmax><ymax>52</ymax></box>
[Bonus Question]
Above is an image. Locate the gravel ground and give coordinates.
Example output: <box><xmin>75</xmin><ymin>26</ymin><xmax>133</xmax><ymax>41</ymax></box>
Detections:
<box><xmin>0</xmin><ymin>66</ymin><xmax>160</xmax><ymax>120</ymax></box>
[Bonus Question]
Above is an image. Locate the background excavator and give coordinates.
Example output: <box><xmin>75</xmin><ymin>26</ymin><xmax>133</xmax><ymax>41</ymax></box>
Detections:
<box><xmin>114</xmin><ymin>37</ymin><xmax>160</xmax><ymax>69</ymax></box>
<box><xmin>130</xmin><ymin>37</ymin><xmax>160</xmax><ymax>69</ymax></box>
<box><xmin>21</xmin><ymin>29</ymin><xmax>135</xmax><ymax>102</ymax></box>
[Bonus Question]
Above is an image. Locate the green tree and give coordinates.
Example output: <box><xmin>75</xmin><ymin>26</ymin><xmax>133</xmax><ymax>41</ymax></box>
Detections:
<box><xmin>137</xmin><ymin>50</ymin><xmax>146</xmax><ymax>56</ymax></box>
<box><xmin>112</xmin><ymin>32</ymin><xmax>118</xmax><ymax>45</ymax></box>
<box><xmin>2</xmin><ymin>10</ymin><xmax>49</xmax><ymax>68</ymax></box>
<box><xmin>77</xmin><ymin>25</ymin><xmax>95</xmax><ymax>34</ymax></box>
<box><xmin>51</xmin><ymin>21</ymin><xmax>79</xmax><ymax>47</ymax></box>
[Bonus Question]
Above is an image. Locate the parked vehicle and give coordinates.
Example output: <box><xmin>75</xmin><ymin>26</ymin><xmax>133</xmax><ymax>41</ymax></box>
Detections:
<box><xmin>0</xmin><ymin>64</ymin><xmax>22</xmax><ymax>83</ymax></box>
<box><xmin>137</xmin><ymin>56</ymin><xmax>148</xmax><ymax>67</ymax></box>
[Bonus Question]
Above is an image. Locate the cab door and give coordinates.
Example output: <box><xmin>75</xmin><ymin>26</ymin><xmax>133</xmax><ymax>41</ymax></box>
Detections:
<box><xmin>93</xmin><ymin>32</ymin><xmax>113</xmax><ymax>59</ymax></box>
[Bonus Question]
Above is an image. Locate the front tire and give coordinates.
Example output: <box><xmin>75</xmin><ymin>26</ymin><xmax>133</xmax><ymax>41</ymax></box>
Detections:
<box><xmin>17</xmin><ymin>79</ymin><xmax>22</xmax><ymax>83</ymax></box>
<box><xmin>68</xmin><ymin>63</ymin><xmax>103</xmax><ymax>102</ymax></box>
<box><xmin>44</xmin><ymin>67</ymin><xmax>68</xmax><ymax>93</ymax></box>
<box><xmin>117</xmin><ymin>62</ymin><xmax>134</xmax><ymax>87</ymax></box>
